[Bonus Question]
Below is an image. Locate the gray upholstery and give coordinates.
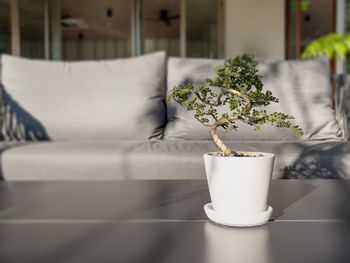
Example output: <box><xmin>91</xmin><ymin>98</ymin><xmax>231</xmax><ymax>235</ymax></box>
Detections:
<box><xmin>0</xmin><ymin>55</ymin><xmax>347</xmax><ymax>181</ymax></box>
<box><xmin>165</xmin><ymin>56</ymin><xmax>342</xmax><ymax>141</ymax></box>
<box><xmin>0</xmin><ymin>52</ymin><xmax>167</xmax><ymax>141</ymax></box>
<box><xmin>1</xmin><ymin>140</ymin><xmax>349</xmax><ymax>180</ymax></box>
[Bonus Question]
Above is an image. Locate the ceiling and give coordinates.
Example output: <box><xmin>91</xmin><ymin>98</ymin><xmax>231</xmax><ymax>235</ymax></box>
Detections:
<box><xmin>144</xmin><ymin>0</ymin><xmax>180</xmax><ymax>39</ymax></box>
<box><xmin>62</xmin><ymin>0</ymin><xmax>182</xmax><ymax>40</ymax></box>
<box><xmin>61</xmin><ymin>0</ymin><xmax>132</xmax><ymax>40</ymax></box>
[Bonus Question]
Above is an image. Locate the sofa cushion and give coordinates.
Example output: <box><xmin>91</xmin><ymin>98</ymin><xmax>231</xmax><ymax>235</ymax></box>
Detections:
<box><xmin>1</xmin><ymin>140</ymin><xmax>349</xmax><ymax>180</ymax></box>
<box><xmin>165</xmin><ymin>57</ymin><xmax>342</xmax><ymax>141</ymax></box>
<box><xmin>0</xmin><ymin>52</ymin><xmax>167</xmax><ymax>141</ymax></box>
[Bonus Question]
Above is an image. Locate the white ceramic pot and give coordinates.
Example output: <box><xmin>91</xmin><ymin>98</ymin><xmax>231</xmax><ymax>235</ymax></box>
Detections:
<box><xmin>203</xmin><ymin>152</ymin><xmax>275</xmax><ymax>226</ymax></box>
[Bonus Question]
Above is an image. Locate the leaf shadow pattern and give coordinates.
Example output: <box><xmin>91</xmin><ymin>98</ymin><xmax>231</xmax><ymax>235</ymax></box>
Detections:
<box><xmin>281</xmin><ymin>142</ymin><xmax>350</xmax><ymax>179</ymax></box>
<box><xmin>1</xmin><ymin>89</ymin><xmax>50</xmax><ymax>141</ymax></box>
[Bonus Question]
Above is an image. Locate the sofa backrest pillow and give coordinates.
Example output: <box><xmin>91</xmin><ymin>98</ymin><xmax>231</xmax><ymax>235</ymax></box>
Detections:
<box><xmin>0</xmin><ymin>52</ymin><xmax>167</xmax><ymax>141</ymax></box>
<box><xmin>165</xmin><ymin>56</ymin><xmax>342</xmax><ymax>141</ymax></box>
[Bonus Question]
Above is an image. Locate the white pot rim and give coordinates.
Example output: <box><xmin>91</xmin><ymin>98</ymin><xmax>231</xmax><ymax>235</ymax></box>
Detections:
<box><xmin>204</xmin><ymin>151</ymin><xmax>275</xmax><ymax>159</ymax></box>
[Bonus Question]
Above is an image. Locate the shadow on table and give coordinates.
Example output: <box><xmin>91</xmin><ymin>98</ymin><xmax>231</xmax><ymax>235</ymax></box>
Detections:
<box><xmin>278</xmin><ymin>142</ymin><xmax>350</xmax><ymax>221</ymax></box>
<box><xmin>269</xmin><ymin>181</ymin><xmax>316</xmax><ymax>219</ymax></box>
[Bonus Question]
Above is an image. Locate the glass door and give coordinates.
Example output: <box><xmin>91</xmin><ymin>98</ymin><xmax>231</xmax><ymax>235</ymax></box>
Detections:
<box><xmin>4</xmin><ymin>0</ymin><xmax>222</xmax><ymax>60</ymax></box>
<box><xmin>19</xmin><ymin>0</ymin><xmax>45</xmax><ymax>59</ymax></box>
<box><xmin>186</xmin><ymin>0</ymin><xmax>218</xmax><ymax>58</ymax></box>
<box><xmin>0</xmin><ymin>0</ymin><xmax>11</xmax><ymax>56</ymax></box>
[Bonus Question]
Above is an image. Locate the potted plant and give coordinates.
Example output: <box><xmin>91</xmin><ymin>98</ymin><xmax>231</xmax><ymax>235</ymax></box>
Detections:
<box><xmin>301</xmin><ymin>33</ymin><xmax>350</xmax><ymax>60</ymax></box>
<box><xmin>167</xmin><ymin>54</ymin><xmax>303</xmax><ymax>227</ymax></box>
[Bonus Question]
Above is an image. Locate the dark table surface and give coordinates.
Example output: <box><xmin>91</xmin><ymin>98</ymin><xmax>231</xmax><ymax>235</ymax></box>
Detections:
<box><xmin>0</xmin><ymin>180</ymin><xmax>349</xmax><ymax>263</ymax></box>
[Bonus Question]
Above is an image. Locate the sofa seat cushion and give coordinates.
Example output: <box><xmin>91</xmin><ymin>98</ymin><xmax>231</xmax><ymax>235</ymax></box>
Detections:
<box><xmin>165</xmin><ymin>56</ymin><xmax>343</xmax><ymax>141</ymax></box>
<box><xmin>1</xmin><ymin>140</ymin><xmax>349</xmax><ymax>180</ymax></box>
<box><xmin>1</xmin><ymin>52</ymin><xmax>167</xmax><ymax>141</ymax></box>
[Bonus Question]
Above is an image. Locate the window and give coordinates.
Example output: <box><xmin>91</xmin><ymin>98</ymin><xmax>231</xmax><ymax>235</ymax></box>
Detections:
<box><xmin>20</xmin><ymin>0</ymin><xmax>45</xmax><ymax>59</ymax></box>
<box><xmin>0</xmin><ymin>0</ymin><xmax>11</xmax><ymax>56</ymax></box>
<box><xmin>144</xmin><ymin>0</ymin><xmax>180</xmax><ymax>56</ymax></box>
<box><xmin>186</xmin><ymin>0</ymin><xmax>218</xmax><ymax>58</ymax></box>
<box><xmin>4</xmin><ymin>0</ymin><xmax>221</xmax><ymax>60</ymax></box>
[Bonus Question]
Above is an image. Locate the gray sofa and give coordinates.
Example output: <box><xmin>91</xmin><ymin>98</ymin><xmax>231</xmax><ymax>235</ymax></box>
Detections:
<box><xmin>0</xmin><ymin>52</ymin><xmax>348</xmax><ymax>180</ymax></box>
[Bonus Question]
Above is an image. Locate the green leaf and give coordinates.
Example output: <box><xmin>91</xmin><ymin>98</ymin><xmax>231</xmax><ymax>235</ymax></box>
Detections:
<box><xmin>301</xmin><ymin>33</ymin><xmax>350</xmax><ymax>60</ymax></box>
<box><xmin>291</xmin><ymin>126</ymin><xmax>304</xmax><ymax>137</ymax></box>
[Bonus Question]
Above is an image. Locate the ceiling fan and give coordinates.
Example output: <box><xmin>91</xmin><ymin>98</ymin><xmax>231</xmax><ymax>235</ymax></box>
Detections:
<box><xmin>146</xmin><ymin>9</ymin><xmax>180</xmax><ymax>26</ymax></box>
<box><xmin>61</xmin><ymin>15</ymin><xmax>88</xmax><ymax>29</ymax></box>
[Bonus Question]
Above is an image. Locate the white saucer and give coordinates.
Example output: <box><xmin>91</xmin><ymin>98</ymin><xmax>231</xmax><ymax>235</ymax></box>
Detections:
<box><xmin>204</xmin><ymin>203</ymin><xmax>273</xmax><ymax>227</ymax></box>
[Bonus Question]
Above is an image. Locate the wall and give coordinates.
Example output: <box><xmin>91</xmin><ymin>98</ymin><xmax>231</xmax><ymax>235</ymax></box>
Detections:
<box><xmin>224</xmin><ymin>0</ymin><xmax>285</xmax><ymax>60</ymax></box>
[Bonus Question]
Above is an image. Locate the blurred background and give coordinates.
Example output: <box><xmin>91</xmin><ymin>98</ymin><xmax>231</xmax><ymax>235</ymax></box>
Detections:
<box><xmin>0</xmin><ymin>0</ymin><xmax>346</xmax><ymax>65</ymax></box>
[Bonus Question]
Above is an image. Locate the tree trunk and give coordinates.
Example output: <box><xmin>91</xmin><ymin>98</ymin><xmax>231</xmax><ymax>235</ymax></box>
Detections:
<box><xmin>210</xmin><ymin>124</ymin><xmax>237</xmax><ymax>157</ymax></box>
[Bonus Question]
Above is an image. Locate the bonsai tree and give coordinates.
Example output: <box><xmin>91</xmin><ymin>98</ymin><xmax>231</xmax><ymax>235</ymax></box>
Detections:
<box><xmin>167</xmin><ymin>54</ymin><xmax>303</xmax><ymax>157</ymax></box>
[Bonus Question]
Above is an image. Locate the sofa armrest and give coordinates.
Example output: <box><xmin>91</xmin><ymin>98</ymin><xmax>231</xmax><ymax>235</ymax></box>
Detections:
<box><xmin>0</xmin><ymin>84</ymin><xmax>3</xmax><ymax>141</ymax></box>
<box><xmin>332</xmin><ymin>74</ymin><xmax>348</xmax><ymax>140</ymax></box>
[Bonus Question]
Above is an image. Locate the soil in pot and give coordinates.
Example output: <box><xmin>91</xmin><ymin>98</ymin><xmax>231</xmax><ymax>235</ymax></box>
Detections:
<box><xmin>209</xmin><ymin>152</ymin><xmax>264</xmax><ymax>157</ymax></box>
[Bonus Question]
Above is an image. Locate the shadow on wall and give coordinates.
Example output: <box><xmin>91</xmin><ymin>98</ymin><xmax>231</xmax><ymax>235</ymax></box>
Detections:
<box><xmin>1</xmin><ymin>89</ymin><xmax>50</xmax><ymax>141</ymax></box>
<box><xmin>282</xmin><ymin>143</ymin><xmax>350</xmax><ymax>179</ymax></box>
